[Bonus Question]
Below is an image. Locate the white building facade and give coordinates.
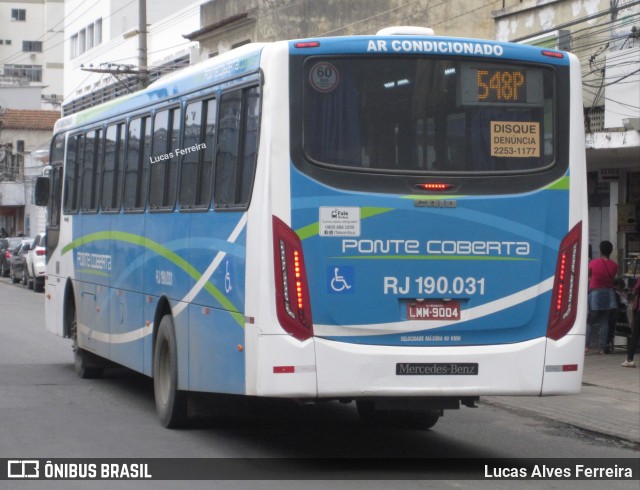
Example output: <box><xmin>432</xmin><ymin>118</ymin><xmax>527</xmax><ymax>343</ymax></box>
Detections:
<box><xmin>0</xmin><ymin>0</ymin><xmax>64</xmax><ymax>110</ymax></box>
<box><xmin>63</xmin><ymin>0</ymin><xmax>205</xmax><ymax>115</ymax></box>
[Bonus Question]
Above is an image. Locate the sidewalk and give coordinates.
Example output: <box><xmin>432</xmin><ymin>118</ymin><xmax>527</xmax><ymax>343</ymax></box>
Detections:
<box><xmin>483</xmin><ymin>349</ymin><xmax>640</xmax><ymax>445</ymax></box>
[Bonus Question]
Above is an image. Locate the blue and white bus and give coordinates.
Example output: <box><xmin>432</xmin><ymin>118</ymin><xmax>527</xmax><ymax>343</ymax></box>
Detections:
<box><xmin>37</xmin><ymin>27</ymin><xmax>587</xmax><ymax>428</ymax></box>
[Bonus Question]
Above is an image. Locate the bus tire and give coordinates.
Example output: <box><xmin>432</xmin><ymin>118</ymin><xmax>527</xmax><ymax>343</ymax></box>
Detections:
<box><xmin>74</xmin><ymin>349</ymin><xmax>104</xmax><ymax>379</ymax></box>
<box><xmin>356</xmin><ymin>401</ymin><xmax>441</xmax><ymax>430</ymax></box>
<box><xmin>71</xmin><ymin>316</ymin><xmax>103</xmax><ymax>379</ymax></box>
<box><xmin>153</xmin><ymin>315</ymin><xmax>187</xmax><ymax>428</ymax></box>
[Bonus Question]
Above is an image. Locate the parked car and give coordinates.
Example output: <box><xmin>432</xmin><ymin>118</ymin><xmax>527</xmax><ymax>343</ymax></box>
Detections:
<box><xmin>9</xmin><ymin>239</ymin><xmax>34</xmax><ymax>286</ymax></box>
<box><xmin>0</xmin><ymin>237</ymin><xmax>23</xmax><ymax>277</ymax></box>
<box><xmin>26</xmin><ymin>232</ymin><xmax>47</xmax><ymax>292</ymax></box>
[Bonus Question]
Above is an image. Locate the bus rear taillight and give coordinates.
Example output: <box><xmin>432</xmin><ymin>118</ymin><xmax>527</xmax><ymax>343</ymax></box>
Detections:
<box><xmin>273</xmin><ymin>216</ymin><xmax>313</xmax><ymax>341</ymax></box>
<box><xmin>415</xmin><ymin>183</ymin><xmax>453</xmax><ymax>191</ymax></box>
<box><xmin>542</xmin><ymin>50</ymin><xmax>564</xmax><ymax>58</ymax></box>
<box><xmin>294</xmin><ymin>41</ymin><xmax>321</xmax><ymax>49</ymax></box>
<box><xmin>547</xmin><ymin>222</ymin><xmax>582</xmax><ymax>340</ymax></box>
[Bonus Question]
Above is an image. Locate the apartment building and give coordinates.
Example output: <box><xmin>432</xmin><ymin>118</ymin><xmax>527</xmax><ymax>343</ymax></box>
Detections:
<box><xmin>0</xmin><ymin>0</ymin><xmax>64</xmax><ymax>110</ymax></box>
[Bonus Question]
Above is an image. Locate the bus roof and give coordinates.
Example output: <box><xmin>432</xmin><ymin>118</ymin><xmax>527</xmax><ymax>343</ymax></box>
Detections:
<box><xmin>288</xmin><ymin>34</ymin><xmax>571</xmax><ymax>66</ymax></box>
<box><xmin>55</xmin><ymin>42</ymin><xmax>267</xmax><ymax>133</ymax></box>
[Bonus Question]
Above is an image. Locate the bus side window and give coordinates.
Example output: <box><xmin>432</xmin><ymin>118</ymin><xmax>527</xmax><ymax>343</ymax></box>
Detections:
<box><xmin>50</xmin><ymin>165</ymin><xmax>63</xmax><ymax>227</ymax></box>
<box><xmin>240</xmin><ymin>87</ymin><xmax>259</xmax><ymax>204</ymax></box>
<box><xmin>179</xmin><ymin>98</ymin><xmax>215</xmax><ymax>209</ymax></box>
<box><xmin>80</xmin><ymin>129</ymin><xmax>101</xmax><ymax>212</ymax></box>
<box><xmin>63</xmin><ymin>133</ymin><xmax>83</xmax><ymax>214</ymax></box>
<box><xmin>124</xmin><ymin>117</ymin><xmax>150</xmax><ymax>211</ymax></box>
<box><xmin>179</xmin><ymin>101</ymin><xmax>203</xmax><ymax>208</ymax></box>
<box><xmin>200</xmin><ymin>98</ymin><xmax>217</xmax><ymax>207</ymax></box>
<box><xmin>149</xmin><ymin>110</ymin><xmax>167</xmax><ymax>209</ymax></box>
<box><xmin>102</xmin><ymin>123</ymin><xmax>125</xmax><ymax>212</ymax></box>
<box><xmin>49</xmin><ymin>133</ymin><xmax>65</xmax><ymax>227</ymax></box>
<box><xmin>113</xmin><ymin>124</ymin><xmax>126</xmax><ymax>211</ymax></box>
<box><xmin>139</xmin><ymin>117</ymin><xmax>152</xmax><ymax>209</ymax></box>
<box><xmin>149</xmin><ymin>108</ymin><xmax>180</xmax><ymax>210</ymax></box>
<box><xmin>215</xmin><ymin>92</ymin><xmax>241</xmax><ymax>207</ymax></box>
<box><xmin>214</xmin><ymin>86</ymin><xmax>259</xmax><ymax>209</ymax></box>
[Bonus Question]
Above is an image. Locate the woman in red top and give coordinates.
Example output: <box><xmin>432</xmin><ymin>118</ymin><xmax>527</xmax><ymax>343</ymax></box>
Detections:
<box><xmin>587</xmin><ymin>240</ymin><xmax>618</xmax><ymax>354</ymax></box>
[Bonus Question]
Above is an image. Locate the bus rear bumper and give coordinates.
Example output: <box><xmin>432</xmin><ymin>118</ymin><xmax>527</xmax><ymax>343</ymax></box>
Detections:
<box><xmin>541</xmin><ymin>333</ymin><xmax>585</xmax><ymax>395</ymax></box>
<box><xmin>252</xmin><ymin>334</ymin><xmax>584</xmax><ymax>399</ymax></box>
<box><xmin>314</xmin><ymin>336</ymin><xmax>581</xmax><ymax>398</ymax></box>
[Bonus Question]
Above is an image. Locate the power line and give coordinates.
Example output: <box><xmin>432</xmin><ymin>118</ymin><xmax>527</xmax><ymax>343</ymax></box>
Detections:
<box><xmin>582</xmin><ymin>68</ymin><xmax>640</xmax><ymax>87</ymax></box>
<box><xmin>313</xmin><ymin>0</ymin><xmax>424</xmax><ymax>37</ymax></box>
<box><xmin>583</xmin><ymin>85</ymin><xmax>640</xmax><ymax>111</ymax></box>
<box><xmin>430</xmin><ymin>0</ymin><xmax>501</xmax><ymax>27</ymax></box>
<box><xmin>509</xmin><ymin>0</ymin><xmax>640</xmax><ymax>42</ymax></box>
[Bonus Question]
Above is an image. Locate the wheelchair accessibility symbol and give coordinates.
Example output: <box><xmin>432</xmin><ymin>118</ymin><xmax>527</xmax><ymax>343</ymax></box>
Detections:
<box><xmin>328</xmin><ymin>266</ymin><xmax>354</xmax><ymax>294</ymax></box>
<box><xmin>225</xmin><ymin>260</ymin><xmax>233</xmax><ymax>293</ymax></box>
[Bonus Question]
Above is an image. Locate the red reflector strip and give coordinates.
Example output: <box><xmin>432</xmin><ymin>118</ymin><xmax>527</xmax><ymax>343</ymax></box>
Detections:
<box><xmin>545</xmin><ymin>364</ymin><xmax>579</xmax><ymax>372</ymax></box>
<box><xmin>273</xmin><ymin>365</ymin><xmax>316</xmax><ymax>374</ymax></box>
<box><xmin>273</xmin><ymin>366</ymin><xmax>295</xmax><ymax>374</ymax></box>
<box><xmin>294</xmin><ymin>41</ymin><xmax>320</xmax><ymax>48</ymax></box>
<box><xmin>541</xmin><ymin>50</ymin><xmax>564</xmax><ymax>58</ymax></box>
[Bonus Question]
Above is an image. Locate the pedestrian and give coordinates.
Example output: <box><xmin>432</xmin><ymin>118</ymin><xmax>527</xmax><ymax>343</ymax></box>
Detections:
<box><xmin>621</xmin><ymin>278</ymin><xmax>640</xmax><ymax>367</ymax></box>
<box><xmin>607</xmin><ymin>278</ymin><xmax>628</xmax><ymax>352</ymax></box>
<box><xmin>586</xmin><ymin>240</ymin><xmax>618</xmax><ymax>354</ymax></box>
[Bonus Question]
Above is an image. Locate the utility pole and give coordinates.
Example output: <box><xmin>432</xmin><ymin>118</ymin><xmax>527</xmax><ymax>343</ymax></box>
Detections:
<box><xmin>138</xmin><ymin>0</ymin><xmax>148</xmax><ymax>90</ymax></box>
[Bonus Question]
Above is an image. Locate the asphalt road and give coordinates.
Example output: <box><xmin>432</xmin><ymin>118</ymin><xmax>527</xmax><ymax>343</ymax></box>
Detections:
<box><xmin>0</xmin><ymin>277</ymin><xmax>637</xmax><ymax>489</ymax></box>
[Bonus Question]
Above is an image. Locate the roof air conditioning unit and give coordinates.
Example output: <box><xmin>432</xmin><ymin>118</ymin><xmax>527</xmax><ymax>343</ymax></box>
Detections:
<box><xmin>376</xmin><ymin>26</ymin><xmax>435</xmax><ymax>36</ymax></box>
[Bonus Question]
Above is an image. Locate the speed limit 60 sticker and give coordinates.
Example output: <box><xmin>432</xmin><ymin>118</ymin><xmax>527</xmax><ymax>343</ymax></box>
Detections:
<box><xmin>309</xmin><ymin>62</ymin><xmax>340</xmax><ymax>93</ymax></box>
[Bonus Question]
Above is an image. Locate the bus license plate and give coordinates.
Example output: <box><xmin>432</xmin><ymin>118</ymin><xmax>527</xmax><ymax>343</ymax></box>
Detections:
<box><xmin>407</xmin><ymin>300</ymin><xmax>460</xmax><ymax>321</ymax></box>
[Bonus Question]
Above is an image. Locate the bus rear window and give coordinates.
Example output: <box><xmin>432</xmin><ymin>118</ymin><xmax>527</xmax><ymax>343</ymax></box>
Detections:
<box><xmin>303</xmin><ymin>57</ymin><xmax>556</xmax><ymax>174</ymax></box>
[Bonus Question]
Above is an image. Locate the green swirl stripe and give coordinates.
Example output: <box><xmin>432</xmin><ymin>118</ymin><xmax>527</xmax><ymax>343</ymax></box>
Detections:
<box><xmin>545</xmin><ymin>175</ymin><xmax>570</xmax><ymax>190</ymax></box>
<box><xmin>62</xmin><ymin>231</ymin><xmax>244</xmax><ymax>327</ymax></box>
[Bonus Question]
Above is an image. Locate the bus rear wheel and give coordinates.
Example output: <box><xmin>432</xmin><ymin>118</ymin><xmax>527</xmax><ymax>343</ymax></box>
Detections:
<box><xmin>71</xmin><ymin>316</ymin><xmax>103</xmax><ymax>379</ymax></box>
<box><xmin>153</xmin><ymin>315</ymin><xmax>187</xmax><ymax>428</ymax></box>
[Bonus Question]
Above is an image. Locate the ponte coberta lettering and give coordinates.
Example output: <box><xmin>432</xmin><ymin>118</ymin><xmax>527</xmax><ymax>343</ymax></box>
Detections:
<box><xmin>341</xmin><ymin>239</ymin><xmax>530</xmax><ymax>257</ymax></box>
